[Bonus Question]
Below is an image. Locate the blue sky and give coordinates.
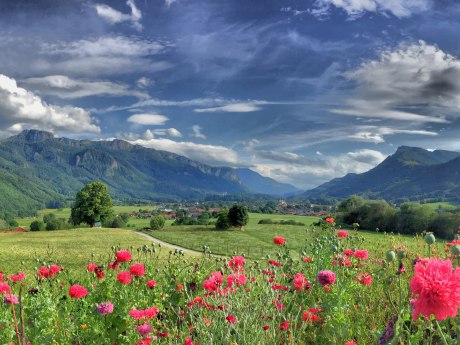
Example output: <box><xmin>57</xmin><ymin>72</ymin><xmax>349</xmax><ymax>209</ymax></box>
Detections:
<box><xmin>1</xmin><ymin>0</ymin><xmax>460</xmax><ymax>188</ymax></box>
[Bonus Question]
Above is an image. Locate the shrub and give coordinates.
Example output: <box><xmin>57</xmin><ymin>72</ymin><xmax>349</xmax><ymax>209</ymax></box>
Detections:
<box><xmin>30</xmin><ymin>220</ymin><xmax>45</xmax><ymax>231</ymax></box>
<box><xmin>150</xmin><ymin>215</ymin><xmax>165</xmax><ymax>230</ymax></box>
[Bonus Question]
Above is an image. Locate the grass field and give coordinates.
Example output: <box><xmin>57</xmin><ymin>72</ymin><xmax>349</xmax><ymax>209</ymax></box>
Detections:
<box><xmin>0</xmin><ymin>227</ymin><xmax>192</xmax><ymax>276</ymax></box>
<box><xmin>146</xmin><ymin>213</ymin><xmax>431</xmax><ymax>259</ymax></box>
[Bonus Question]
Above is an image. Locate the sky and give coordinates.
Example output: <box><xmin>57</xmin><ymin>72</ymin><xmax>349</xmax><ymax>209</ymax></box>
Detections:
<box><xmin>1</xmin><ymin>0</ymin><xmax>460</xmax><ymax>189</ymax></box>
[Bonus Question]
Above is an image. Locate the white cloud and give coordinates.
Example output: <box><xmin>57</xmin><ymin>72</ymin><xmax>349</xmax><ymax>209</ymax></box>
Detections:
<box><xmin>312</xmin><ymin>0</ymin><xmax>430</xmax><ymax>19</ymax></box>
<box><xmin>165</xmin><ymin>0</ymin><xmax>177</xmax><ymax>7</ymax></box>
<box><xmin>252</xmin><ymin>149</ymin><xmax>387</xmax><ymax>188</ymax></box>
<box><xmin>165</xmin><ymin>128</ymin><xmax>182</xmax><ymax>137</ymax></box>
<box><xmin>0</xmin><ymin>74</ymin><xmax>99</xmax><ymax>134</ymax></box>
<box><xmin>129</xmin><ymin>138</ymin><xmax>240</xmax><ymax>166</ymax></box>
<box><xmin>127</xmin><ymin>114</ymin><xmax>169</xmax><ymax>126</ymax></box>
<box><xmin>348</xmin><ymin>126</ymin><xmax>438</xmax><ymax>143</ymax></box>
<box><xmin>95</xmin><ymin>0</ymin><xmax>142</xmax><ymax>31</ymax></box>
<box><xmin>190</xmin><ymin>125</ymin><xmax>207</xmax><ymax>140</ymax></box>
<box><xmin>22</xmin><ymin>75</ymin><xmax>149</xmax><ymax>99</ymax></box>
<box><xmin>136</xmin><ymin>77</ymin><xmax>152</xmax><ymax>88</ymax></box>
<box><xmin>333</xmin><ymin>41</ymin><xmax>460</xmax><ymax>123</ymax></box>
<box><xmin>194</xmin><ymin>102</ymin><xmax>262</xmax><ymax>113</ymax></box>
<box><xmin>41</xmin><ymin>35</ymin><xmax>171</xmax><ymax>77</ymax></box>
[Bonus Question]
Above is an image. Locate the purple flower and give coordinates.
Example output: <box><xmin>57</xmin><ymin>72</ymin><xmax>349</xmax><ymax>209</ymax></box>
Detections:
<box><xmin>137</xmin><ymin>323</ymin><xmax>153</xmax><ymax>335</ymax></box>
<box><xmin>317</xmin><ymin>270</ymin><xmax>336</xmax><ymax>285</ymax></box>
<box><xmin>97</xmin><ymin>301</ymin><xmax>114</xmax><ymax>315</ymax></box>
<box><xmin>4</xmin><ymin>294</ymin><xmax>18</xmax><ymax>304</ymax></box>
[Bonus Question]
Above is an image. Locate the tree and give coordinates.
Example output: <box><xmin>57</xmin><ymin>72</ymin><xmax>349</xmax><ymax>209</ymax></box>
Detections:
<box><xmin>215</xmin><ymin>209</ymin><xmax>230</xmax><ymax>230</ymax></box>
<box><xmin>70</xmin><ymin>182</ymin><xmax>113</xmax><ymax>227</ymax></box>
<box><xmin>228</xmin><ymin>205</ymin><xmax>249</xmax><ymax>230</ymax></box>
<box><xmin>30</xmin><ymin>220</ymin><xmax>45</xmax><ymax>231</ymax></box>
<box><xmin>150</xmin><ymin>215</ymin><xmax>165</xmax><ymax>230</ymax></box>
<box><xmin>198</xmin><ymin>211</ymin><xmax>211</xmax><ymax>227</ymax></box>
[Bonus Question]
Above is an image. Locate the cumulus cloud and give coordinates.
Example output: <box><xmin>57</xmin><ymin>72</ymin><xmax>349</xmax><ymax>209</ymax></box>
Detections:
<box><xmin>189</xmin><ymin>125</ymin><xmax>207</xmax><ymax>140</ymax></box>
<box><xmin>22</xmin><ymin>75</ymin><xmax>149</xmax><ymax>99</ymax></box>
<box><xmin>127</xmin><ymin>114</ymin><xmax>169</xmax><ymax>126</ymax></box>
<box><xmin>252</xmin><ymin>149</ymin><xmax>387</xmax><ymax>188</ymax></box>
<box><xmin>0</xmin><ymin>74</ymin><xmax>99</xmax><ymax>134</ymax></box>
<box><xmin>40</xmin><ymin>35</ymin><xmax>171</xmax><ymax>77</ymax></box>
<box><xmin>194</xmin><ymin>102</ymin><xmax>262</xmax><ymax>113</ymax></box>
<box><xmin>332</xmin><ymin>41</ymin><xmax>460</xmax><ymax>123</ymax></box>
<box><xmin>311</xmin><ymin>0</ymin><xmax>430</xmax><ymax>19</ymax></box>
<box><xmin>129</xmin><ymin>138</ymin><xmax>241</xmax><ymax>166</ymax></box>
<box><xmin>136</xmin><ymin>77</ymin><xmax>152</xmax><ymax>88</ymax></box>
<box><xmin>95</xmin><ymin>0</ymin><xmax>142</xmax><ymax>31</ymax></box>
<box><xmin>165</xmin><ymin>128</ymin><xmax>182</xmax><ymax>137</ymax></box>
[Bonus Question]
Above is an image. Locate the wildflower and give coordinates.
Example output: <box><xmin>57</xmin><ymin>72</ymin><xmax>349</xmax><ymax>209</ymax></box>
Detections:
<box><xmin>136</xmin><ymin>338</ymin><xmax>153</xmax><ymax>345</ymax></box>
<box><xmin>344</xmin><ymin>249</ymin><xmax>354</xmax><ymax>256</ymax></box>
<box><xmin>87</xmin><ymin>263</ymin><xmax>97</xmax><ymax>272</ymax></box>
<box><xmin>293</xmin><ymin>273</ymin><xmax>310</xmax><ymax>291</ymax></box>
<box><xmin>7</xmin><ymin>272</ymin><xmax>25</xmax><ymax>282</ymax></box>
<box><xmin>109</xmin><ymin>261</ymin><xmax>119</xmax><ymax>270</ymax></box>
<box><xmin>95</xmin><ymin>266</ymin><xmax>104</xmax><ymax>279</ymax></box>
<box><xmin>227</xmin><ymin>273</ymin><xmax>247</xmax><ymax>287</ymax></box>
<box><xmin>0</xmin><ymin>282</ymin><xmax>11</xmax><ymax>294</ymax></box>
<box><xmin>146</xmin><ymin>280</ymin><xmax>156</xmax><ymax>289</ymax></box>
<box><xmin>332</xmin><ymin>255</ymin><xmax>351</xmax><ymax>267</ymax></box>
<box><xmin>317</xmin><ymin>270</ymin><xmax>336</xmax><ymax>285</ymax></box>
<box><xmin>228</xmin><ymin>256</ymin><xmax>245</xmax><ymax>271</ymax></box>
<box><xmin>345</xmin><ymin>341</ymin><xmax>356</xmax><ymax>345</ymax></box>
<box><xmin>117</xmin><ymin>271</ymin><xmax>132</xmax><ymax>284</ymax></box>
<box><xmin>378</xmin><ymin>315</ymin><xmax>397</xmax><ymax>345</ymax></box>
<box><xmin>144</xmin><ymin>307</ymin><xmax>159</xmax><ymax>319</ymax></box>
<box><xmin>274</xmin><ymin>236</ymin><xmax>286</xmax><ymax>245</ymax></box>
<box><xmin>69</xmin><ymin>284</ymin><xmax>89</xmax><ymax>299</ymax></box>
<box><xmin>302</xmin><ymin>311</ymin><xmax>320</xmax><ymax>323</ymax></box>
<box><xmin>302</xmin><ymin>256</ymin><xmax>313</xmax><ymax>263</ymax></box>
<box><xmin>130</xmin><ymin>309</ymin><xmax>145</xmax><ymax>320</ymax></box>
<box><xmin>177</xmin><ymin>284</ymin><xmax>183</xmax><ymax>291</ymax></box>
<box><xmin>280</xmin><ymin>321</ymin><xmax>290</xmax><ymax>331</ymax></box>
<box><xmin>4</xmin><ymin>295</ymin><xmax>18</xmax><ymax>304</ymax></box>
<box><xmin>157</xmin><ymin>332</ymin><xmax>168</xmax><ymax>337</ymax></box>
<box><xmin>355</xmin><ymin>273</ymin><xmax>372</xmax><ymax>285</ymax></box>
<box><xmin>138</xmin><ymin>324</ymin><xmax>153</xmax><ymax>335</ymax></box>
<box><xmin>115</xmin><ymin>250</ymin><xmax>132</xmax><ymax>263</ymax></box>
<box><xmin>396</xmin><ymin>262</ymin><xmax>405</xmax><ymax>275</ymax></box>
<box><xmin>354</xmin><ymin>250</ymin><xmax>369</xmax><ymax>259</ymax></box>
<box><xmin>325</xmin><ymin>217</ymin><xmax>335</xmax><ymax>223</ymax></box>
<box><xmin>268</xmin><ymin>260</ymin><xmax>282</xmax><ymax>267</ymax></box>
<box><xmin>130</xmin><ymin>263</ymin><xmax>146</xmax><ymax>276</ymax></box>
<box><xmin>410</xmin><ymin>258</ymin><xmax>460</xmax><ymax>320</ymax></box>
<box><xmin>337</xmin><ymin>230</ymin><xmax>348</xmax><ymax>238</ymax></box>
<box><xmin>323</xmin><ymin>285</ymin><xmax>331</xmax><ymax>292</ymax></box>
<box><xmin>263</xmin><ymin>325</ymin><xmax>270</xmax><ymax>330</ymax></box>
<box><xmin>226</xmin><ymin>315</ymin><xmax>235</xmax><ymax>324</ymax></box>
<box><xmin>97</xmin><ymin>302</ymin><xmax>114</xmax><ymax>315</ymax></box>
<box><xmin>203</xmin><ymin>317</ymin><xmax>211</xmax><ymax>326</ymax></box>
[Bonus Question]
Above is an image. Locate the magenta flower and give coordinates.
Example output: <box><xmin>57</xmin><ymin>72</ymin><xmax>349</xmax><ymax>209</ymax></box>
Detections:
<box><xmin>317</xmin><ymin>270</ymin><xmax>336</xmax><ymax>285</ymax></box>
<box><xmin>97</xmin><ymin>301</ymin><xmax>114</xmax><ymax>315</ymax></box>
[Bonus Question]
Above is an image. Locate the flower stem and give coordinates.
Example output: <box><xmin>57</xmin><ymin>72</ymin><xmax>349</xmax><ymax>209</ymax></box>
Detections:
<box><xmin>435</xmin><ymin>319</ymin><xmax>449</xmax><ymax>345</ymax></box>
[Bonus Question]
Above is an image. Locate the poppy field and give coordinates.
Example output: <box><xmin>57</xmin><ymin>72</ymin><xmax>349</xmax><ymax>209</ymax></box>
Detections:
<box><xmin>1</xmin><ymin>220</ymin><xmax>460</xmax><ymax>344</ymax></box>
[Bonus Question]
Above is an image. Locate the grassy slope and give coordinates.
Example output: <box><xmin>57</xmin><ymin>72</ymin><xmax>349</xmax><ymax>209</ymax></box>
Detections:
<box><xmin>0</xmin><ymin>228</ymin><xmax>190</xmax><ymax>276</ymax></box>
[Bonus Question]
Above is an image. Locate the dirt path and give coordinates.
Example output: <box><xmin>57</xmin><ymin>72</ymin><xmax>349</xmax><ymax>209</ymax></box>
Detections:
<box><xmin>133</xmin><ymin>231</ymin><xmax>205</xmax><ymax>256</ymax></box>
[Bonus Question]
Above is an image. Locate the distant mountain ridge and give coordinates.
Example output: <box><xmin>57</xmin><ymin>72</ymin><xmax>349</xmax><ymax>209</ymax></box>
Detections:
<box><xmin>0</xmin><ymin>130</ymin><xmax>298</xmax><ymax>215</ymax></box>
<box><xmin>297</xmin><ymin>146</ymin><xmax>460</xmax><ymax>203</ymax></box>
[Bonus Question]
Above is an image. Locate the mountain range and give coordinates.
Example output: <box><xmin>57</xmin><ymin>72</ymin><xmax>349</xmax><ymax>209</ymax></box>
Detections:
<box><xmin>0</xmin><ymin>130</ymin><xmax>298</xmax><ymax>215</ymax></box>
<box><xmin>298</xmin><ymin>146</ymin><xmax>460</xmax><ymax>203</ymax></box>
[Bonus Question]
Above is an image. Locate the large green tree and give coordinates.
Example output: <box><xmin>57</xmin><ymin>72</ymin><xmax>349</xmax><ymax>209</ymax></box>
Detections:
<box><xmin>228</xmin><ymin>204</ymin><xmax>249</xmax><ymax>231</ymax></box>
<box><xmin>70</xmin><ymin>182</ymin><xmax>113</xmax><ymax>227</ymax></box>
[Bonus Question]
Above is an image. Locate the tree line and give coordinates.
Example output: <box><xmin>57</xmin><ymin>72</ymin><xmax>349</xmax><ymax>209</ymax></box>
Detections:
<box><xmin>336</xmin><ymin>195</ymin><xmax>460</xmax><ymax>239</ymax></box>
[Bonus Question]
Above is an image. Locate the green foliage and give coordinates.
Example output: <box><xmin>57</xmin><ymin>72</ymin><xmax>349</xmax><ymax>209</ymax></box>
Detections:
<box><xmin>70</xmin><ymin>182</ymin><xmax>113</xmax><ymax>227</ymax></box>
<box><xmin>197</xmin><ymin>211</ymin><xmax>211</xmax><ymax>226</ymax></box>
<box><xmin>228</xmin><ymin>204</ymin><xmax>249</xmax><ymax>230</ymax></box>
<box><xmin>30</xmin><ymin>220</ymin><xmax>45</xmax><ymax>231</ymax></box>
<box><xmin>258</xmin><ymin>218</ymin><xmax>304</xmax><ymax>226</ymax></box>
<box><xmin>337</xmin><ymin>196</ymin><xmax>458</xmax><ymax>238</ymax></box>
<box><xmin>150</xmin><ymin>215</ymin><xmax>166</xmax><ymax>230</ymax></box>
<box><xmin>215</xmin><ymin>209</ymin><xmax>230</xmax><ymax>230</ymax></box>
